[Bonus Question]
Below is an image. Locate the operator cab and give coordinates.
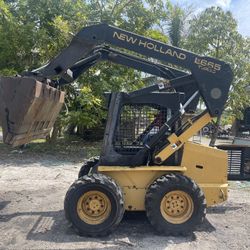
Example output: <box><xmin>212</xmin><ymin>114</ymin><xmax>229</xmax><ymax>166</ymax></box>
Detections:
<box><xmin>100</xmin><ymin>91</ymin><xmax>185</xmax><ymax>166</ymax></box>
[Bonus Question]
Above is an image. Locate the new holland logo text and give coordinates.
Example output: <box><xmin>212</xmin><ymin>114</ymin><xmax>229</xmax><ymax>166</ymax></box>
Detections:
<box><xmin>113</xmin><ymin>31</ymin><xmax>186</xmax><ymax>60</ymax></box>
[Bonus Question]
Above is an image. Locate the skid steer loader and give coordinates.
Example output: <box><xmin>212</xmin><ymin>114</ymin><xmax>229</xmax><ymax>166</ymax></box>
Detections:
<box><xmin>0</xmin><ymin>23</ymin><xmax>233</xmax><ymax>236</ymax></box>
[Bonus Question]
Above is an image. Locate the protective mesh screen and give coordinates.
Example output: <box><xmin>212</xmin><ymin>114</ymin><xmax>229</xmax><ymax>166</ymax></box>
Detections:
<box><xmin>114</xmin><ymin>104</ymin><xmax>168</xmax><ymax>154</ymax></box>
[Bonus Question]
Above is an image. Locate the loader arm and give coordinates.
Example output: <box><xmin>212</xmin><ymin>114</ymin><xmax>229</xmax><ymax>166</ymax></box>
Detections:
<box><xmin>30</xmin><ymin>23</ymin><xmax>232</xmax><ymax>116</ymax></box>
<box><xmin>0</xmin><ymin>23</ymin><xmax>233</xmax><ymax>147</ymax></box>
<box><xmin>55</xmin><ymin>46</ymin><xmax>187</xmax><ymax>85</ymax></box>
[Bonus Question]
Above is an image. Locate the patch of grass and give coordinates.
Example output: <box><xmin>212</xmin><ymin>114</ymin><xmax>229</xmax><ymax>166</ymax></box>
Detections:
<box><xmin>0</xmin><ymin>135</ymin><xmax>102</xmax><ymax>162</ymax></box>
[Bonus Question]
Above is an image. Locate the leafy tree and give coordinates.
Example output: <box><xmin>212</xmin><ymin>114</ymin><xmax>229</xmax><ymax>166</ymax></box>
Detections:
<box><xmin>65</xmin><ymin>86</ymin><xmax>105</xmax><ymax>129</ymax></box>
<box><xmin>167</xmin><ymin>5</ymin><xmax>185</xmax><ymax>47</ymax></box>
<box><xmin>0</xmin><ymin>0</ymin><xmax>170</xmax><ymax>141</ymax></box>
<box><xmin>186</xmin><ymin>7</ymin><xmax>238</xmax><ymax>57</ymax></box>
<box><xmin>67</xmin><ymin>0</ymin><xmax>168</xmax><ymax>138</ymax></box>
<box><xmin>157</xmin><ymin>3</ymin><xmax>193</xmax><ymax>47</ymax></box>
<box><xmin>186</xmin><ymin>7</ymin><xmax>250</xmax><ymax>145</ymax></box>
<box><xmin>6</xmin><ymin>2</ymin><xmax>248</xmax><ymax>145</ymax></box>
<box><xmin>0</xmin><ymin>0</ymin><xmax>84</xmax><ymax>74</ymax></box>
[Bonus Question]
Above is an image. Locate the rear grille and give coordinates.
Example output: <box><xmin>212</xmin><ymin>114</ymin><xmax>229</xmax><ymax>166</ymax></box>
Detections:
<box><xmin>227</xmin><ymin>150</ymin><xmax>242</xmax><ymax>175</ymax></box>
<box><xmin>217</xmin><ymin>144</ymin><xmax>250</xmax><ymax>180</ymax></box>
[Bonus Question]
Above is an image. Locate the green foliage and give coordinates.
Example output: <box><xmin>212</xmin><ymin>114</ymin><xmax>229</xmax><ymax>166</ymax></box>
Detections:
<box><xmin>220</xmin><ymin>111</ymin><xmax>234</xmax><ymax>126</ymax></box>
<box><xmin>0</xmin><ymin>0</ymin><xmax>167</xmax><ymax>137</ymax></box>
<box><xmin>65</xmin><ymin>86</ymin><xmax>105</xmax><ymax>129</ymax></box>
<box><xmin>145</xmin><ymin>29</ymin><xmax>168</xmax><ymax>43</ymax></box>
<box><xmin>186</xmin><ymin>7</ymin><xmax>238</xmax><ymax>57</ymax></box>
<box><xmin>167</xmin><ymin>5</ymin><xmax>184</xmax><ymax>47</ymax></box>
<box><xmin>0</xmin><ymin>0</ymin><xmax>91</xmax><ymax>74</ymax></box>
<box><xmin>185</xmin><ymin>6</ymin><xmax>250</xmax><ymax>119</ymax></box>
<box><xmin>0</xmin><ymin>1</ymin><xmax>249</xmax><ymax>139</ymax></box>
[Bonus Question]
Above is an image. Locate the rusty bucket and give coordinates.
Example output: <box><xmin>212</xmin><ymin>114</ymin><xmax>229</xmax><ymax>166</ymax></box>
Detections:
<box><xmin>0</xmin><ymin>76</ymin><xmax>65</xmax><ymax>147</ymax></box>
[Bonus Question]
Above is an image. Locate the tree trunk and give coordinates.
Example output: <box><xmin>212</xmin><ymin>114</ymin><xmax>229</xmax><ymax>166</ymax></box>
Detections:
<box><xmin>231</xmin><ymin>119</ymin><xmax>239</xmax><ymax>137</ymax></box>
<box><xmin>66</xmin><ymin>124</ymin><xmax>76</xmax><ymax>135</ymax></box>
<box><xmin>46</xmin><ymin>119</ymin><xmax>61</xmax><ymax>143</ymax></box>
<box><xmin>209</xmin><ymin>115</ymin><xmax>221</xmax><ymax>147</ymax></box>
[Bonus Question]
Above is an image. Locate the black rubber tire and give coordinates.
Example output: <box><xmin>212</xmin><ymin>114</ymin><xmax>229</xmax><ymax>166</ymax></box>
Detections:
<box><xmin>145</xmin><ymin>173</ymin><xmax>206</xmax><ymax>236</ymax></box>
<box><xmin>64</xmin><ymin>173</ymin><xmax>124</xmax><ymax>237</ymax></box>
<box><xmin>78</xmin><ymin>157</ymin><xmax>99</xmax><ymax>178</ymax></box>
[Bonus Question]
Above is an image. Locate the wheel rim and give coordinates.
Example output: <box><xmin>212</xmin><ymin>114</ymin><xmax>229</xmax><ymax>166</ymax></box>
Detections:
<box><xmin>160</xmin><ymin>190</ymin><xmax>194</xmax><ymax>224</ymax></box>
<box><xmin>77</xmin><ymin>190</ymin><xmax>111</xmax><ymax>225</ymax></box>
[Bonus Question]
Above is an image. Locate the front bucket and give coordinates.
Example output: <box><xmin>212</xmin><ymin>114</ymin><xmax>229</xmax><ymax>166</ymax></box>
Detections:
<box><xmin>0</xmin><ymin>76</ymin><xmax>65</xmax><ymax>147</ymax></box>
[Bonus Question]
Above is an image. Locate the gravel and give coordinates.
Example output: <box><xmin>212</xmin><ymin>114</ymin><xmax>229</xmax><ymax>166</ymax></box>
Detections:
<box><xmin>0</xmin><ymin>141</ymin><xmax>249</xmax><ymax>249</ymax></box>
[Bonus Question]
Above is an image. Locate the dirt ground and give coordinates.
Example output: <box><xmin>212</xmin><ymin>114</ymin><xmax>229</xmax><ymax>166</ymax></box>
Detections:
<box><xmin>0</xmin><ymin>137</ymin><xmax>250</xmax><ymax>250</ymax></box>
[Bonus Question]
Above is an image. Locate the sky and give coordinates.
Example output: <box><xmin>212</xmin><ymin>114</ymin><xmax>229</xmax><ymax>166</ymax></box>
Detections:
<box><xmin>170</xmin><ymin>0</ymin><xmax>250</xmax><ymax>37</ymax></box>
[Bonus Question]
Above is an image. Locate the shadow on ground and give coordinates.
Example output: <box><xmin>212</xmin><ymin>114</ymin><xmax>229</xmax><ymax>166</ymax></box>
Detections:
<box><xmin>207</xmin><ymin>204</ymin><xmax>242</xmax><ymax>214</ymax></box>
<box><xmin>0</xmin><ymin>201</ymin><xmax>11</xmax><ymax>211</ymax></box>
<box><xmin>0</xmin><ymin>209</ymin><xmax>217</xmax><ymax>247</ymax></box>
